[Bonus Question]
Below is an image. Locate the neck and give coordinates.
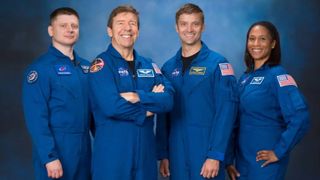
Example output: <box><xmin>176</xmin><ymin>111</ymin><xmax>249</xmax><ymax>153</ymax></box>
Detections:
<box><xmin>112</xmin><ymin>43</ymin><xmax>134</xmax><ymax>61</ymax></box>
<box><xmin>181</xmin><ymin>41</ymin><xmax>202</xmax><ymax>57</ymax></box>
<box><xmin>52</xmin><ymin>42</ymin><xmax>74</xmax><ymax>60</ymax></box>
<box><xmin>254</xmin><ymin>59</ymin><xmax>267</xmax><ymax>70</ymax></box>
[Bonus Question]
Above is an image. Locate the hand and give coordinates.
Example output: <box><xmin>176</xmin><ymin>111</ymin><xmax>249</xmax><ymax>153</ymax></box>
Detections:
<box><xmin>45</xmin><ymin>159</ymin><xmax>63</xmax><ymax>179</ymax></box>
<box><xmin>159</xmin><ymin>159</ymin><xmax>170</xmax><ymax>177</ymax></box>
<box><xmin>152</xmin><ymin>84</ymin><xmax>164</xmax><ymax>93</ymax></box>
<box><xmin>226</xmin><ymin>165</ymin><xmax>240</xmax><ymax>180</ymax></box>
<box><xmin>146</xmin><ymin>111</ymin><xmax>154</xmax><ymax>117</ymax></box>
<box><xmin>200</xmin><ymin>158</ymin><xmax>219</xmax><ymax>179</ymax></box>
<box><xmin>120</xmin><ymin>92</ymin><xmax>140</xmax><ymax>103</ymax></box>
<box><xmin>256</xmin><ymin>150</ymin><xmax>279</xmax><ymax>167</ymax></box>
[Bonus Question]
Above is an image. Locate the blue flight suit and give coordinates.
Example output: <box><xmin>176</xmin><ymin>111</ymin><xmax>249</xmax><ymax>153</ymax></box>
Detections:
<box><xmin>89</xmin><ymin>44</ymin><xmax>174</xmax><ymax>180</ymax></box>
<box><xmin>22</xmin><ymin>45</ymin><xmax>92</xmax><ymax>180</ymax></box>
<box><xmin>156</xmin><ymin>42</ymin><xmax>238</xmax><ymax>180</ymax></box>
<box><xmin>226</xmin><ymin>64</ymin><xmax>310</xmax><ymax>180</ymax></box>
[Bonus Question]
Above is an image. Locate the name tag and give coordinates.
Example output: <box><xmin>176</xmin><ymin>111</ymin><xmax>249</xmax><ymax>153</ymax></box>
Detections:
<box><xmin>55</xmin><ymin>65</ymin><xmax>71</xmax><ymax>75</ymax></box>
<box><xmin>137</xmin><ymin>69</ymin><xmax>154</xmax><ymax>77</ymax></box>
<box><xmin>250</xmin><ymin>77</ymin><xmax>264</xmax><ymax>84</ymax></box>
<box><xmin>190</xmin><ymin>66</ymin><xmax>206</xmax><ymax>75</ymax></box>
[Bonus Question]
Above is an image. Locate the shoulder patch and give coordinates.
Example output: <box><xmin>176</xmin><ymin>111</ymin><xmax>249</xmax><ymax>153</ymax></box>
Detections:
<box><xmin>90</xmin><ymin>58</ymin><xmax>104</xmax><ymax>73</ymax></box>
<box><xmin>219</xmin><ymin>63</ymin><xmax>234</xmax><ymax>76</ymax></box>
<box><xmin>27</xmin><ymin>70</ymin><xmax>38</xmax><ymax>83</ymax></box>
<box><xmin>277</xmin><ymin>74</ymin><xmax>297</xmax><ymax>87</ymax></box>
<box><xmin>152</xmin><ymin>63</ymin><xmax>162</xmax><ymax>74</ymax></box>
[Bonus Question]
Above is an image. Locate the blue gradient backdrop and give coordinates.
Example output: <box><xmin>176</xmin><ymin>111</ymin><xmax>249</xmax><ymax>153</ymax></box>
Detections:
<box><xmin>1</xmin><ymin>0</ymin><xmax>319</xmax><ymax>179</ymax></box>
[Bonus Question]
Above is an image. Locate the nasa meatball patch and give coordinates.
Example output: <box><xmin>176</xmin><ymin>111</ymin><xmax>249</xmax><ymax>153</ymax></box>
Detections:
<box><xmin>90</xmin><ymin>58</ymin><xmax>104</xmax><ymax>73</ymax></box>
<box><xmin>27</xmin><ymin>70</ymin><xmax>38</xmax><ymax>84</ymax></box>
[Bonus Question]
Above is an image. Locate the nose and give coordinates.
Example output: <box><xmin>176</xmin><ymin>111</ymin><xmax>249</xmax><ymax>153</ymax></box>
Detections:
<box><xmin>124</xmin><ymin>23</ymin><xmax>132</xmax><ymax>31</ymax></box>
<box><xmin>253</xmin><ymin>39</ymin><xmax>260</xmax><ymax>46</ymax></box>
<box><xmin>187</xmin><ymin>24</ymin><xmax>193</xmax><ymax>32</ymax></box>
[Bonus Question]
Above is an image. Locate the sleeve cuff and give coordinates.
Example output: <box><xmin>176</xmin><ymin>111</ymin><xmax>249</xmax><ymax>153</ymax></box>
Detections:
<box><xmin>157</xmin><ymin>151</ymin><xmax>169</xmax><ymax>160</ymax></box>
<box><xmin>207</xmin><ymin>150</ymin><xmax>225</xmax><ymax>161</ymax></box>
<box><xmin>134</xmin><ymin>104</ymin><xmax>146</xmax><ymax>126</ymax></box>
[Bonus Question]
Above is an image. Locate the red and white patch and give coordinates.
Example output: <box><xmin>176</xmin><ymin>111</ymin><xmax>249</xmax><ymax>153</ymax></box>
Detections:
<box><xmin>219</xmin><ymin>63</ymin><xmax>234</xmax><ymax>76</ymax></box>
<box><xmin>277</xmin><ymin>74</ymin><xmax>297</xmax><ymax>87</ymax></box>
<box><xmin>152</xmin><ymin>63</ymin><xmax>162</xmax><ymax>74</ymax></box>
<box><xmin>90</xmin><ymin>58</ymin><xmax>104</xmax><ymax>73</ymax></box>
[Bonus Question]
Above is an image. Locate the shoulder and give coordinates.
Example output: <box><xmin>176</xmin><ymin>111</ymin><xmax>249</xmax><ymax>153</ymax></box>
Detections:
<box><xmin>208</xmin><ymin>52</ymin><xmax>229</xmax><ymax>67</ymax></box>
<box><xmin>162</xmin><ymin>55</ymin><xmax>177</xmax><ymax>70</ymax></box>
<box><xmin>268</xmin><ymin>65</ymin><xmax>288</xmax><ymax>76</ymax></box>
<box><xmin>269</xmin><ymin>65</ymin><xmax>298</xmax><ymax>88</ymax></box>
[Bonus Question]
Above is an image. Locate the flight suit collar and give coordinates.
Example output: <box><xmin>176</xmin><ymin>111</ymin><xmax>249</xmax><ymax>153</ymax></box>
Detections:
<box><xmin>174</xmin><ymin>41</ymin><xmax>210</xmax><ymax>65</ymax></box>
<box><xmin>106</xmin><ymin>44</ymin><xmax>143</xmax><ymax>68</ymax></box>
<box><xmin>171</xmin><ymin>42</ymin><xmax>212</xmax><ymax>95</ymax></box>
<box><xmin>48</xmin><ymin>44</ymin><xmax>82</xmax><ymax>65</ymax></box>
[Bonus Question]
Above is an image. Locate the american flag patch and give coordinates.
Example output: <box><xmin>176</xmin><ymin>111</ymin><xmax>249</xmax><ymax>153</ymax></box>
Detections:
<box><xmin>219</xmin><ymin>63</ymin><xmax>234</xmax><ymax>76</ymax></box>
<box><xmin>152</xmin><ymin>63</ymin><xmax>162</xmax><ymax>74</ymax></box>
<box><xmin>277</xmin><ymin>74</ymin><xmax>297</xmax><ymax>87</ymax></box>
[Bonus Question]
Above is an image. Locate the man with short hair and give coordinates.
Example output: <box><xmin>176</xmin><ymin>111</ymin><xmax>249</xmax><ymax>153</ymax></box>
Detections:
<box><xmin>156</xmin><ymin>3</ymin><xmax>238</xmax><ymax>180</ymax></box>
<box><xmin>89</xmin><ymin>5</ymin><xmax>174</xmax><ymax>180</ymax></box>
<box><xmin>22</xmin><ymin>7</ymin><xmax>91</xmax><ymax>180</ymax></box>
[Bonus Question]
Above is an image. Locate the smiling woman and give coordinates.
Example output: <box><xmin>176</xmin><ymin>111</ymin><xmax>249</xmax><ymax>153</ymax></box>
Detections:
<box><xmin>225</xmin><ymin>21</ymin><xmax>310</xmax><ymax>180</ymax></box>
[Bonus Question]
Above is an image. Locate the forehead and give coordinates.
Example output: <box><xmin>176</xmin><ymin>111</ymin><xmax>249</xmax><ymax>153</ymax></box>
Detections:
<box><xmin>52</xmin><ymin>14</ymin><xmax>79</xmax><ymax>23</ymax></box>
<box><xmin>249</xmin><ymin>25</ymin><xmax>270</xmax><ymax>36</ymax></box>
<box><xmin>113</xmin><ymin>12</ymin><xmax>138</xmax><ymax>22</ymax></box>
<box><xmin>178</xmin><ymin>13</ymin><xmax>202</xmax><ymax>22</ymax></box>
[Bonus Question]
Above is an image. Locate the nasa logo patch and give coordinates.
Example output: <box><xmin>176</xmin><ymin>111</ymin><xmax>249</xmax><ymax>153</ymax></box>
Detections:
<box><xmin>118</xmin><ymin>67</ymin><xmax>129</xmax><ymax>77</ymax></box>
<box><xmin>27</xmin><ymin>70</ymin><xmax>38</xmax><ymax>84</ymax></box>
<box><xmin>172</xmin><ymin>68</ymin><xmax>180</xmax><ymax>77</ymax></box>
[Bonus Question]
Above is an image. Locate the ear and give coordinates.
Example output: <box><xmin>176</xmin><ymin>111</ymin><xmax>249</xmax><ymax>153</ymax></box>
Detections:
<box><xmin>175</xmin><ymin>24</ymin><xmax>178</xmax><ymax>33</ymax></box>
<box><xmin>272</xmin><ymin>40</ymin><xmax>276</xmax><ymax>49</ymax></box>
<box><xmin>48</xmin><ymin>25</ymin><xmax>53</xmax><ymax>37</ymax></box>
<box><xmin>107</xmin><ymin>26</ymin><xmax>113</xmax><ymax>38</ymax></box>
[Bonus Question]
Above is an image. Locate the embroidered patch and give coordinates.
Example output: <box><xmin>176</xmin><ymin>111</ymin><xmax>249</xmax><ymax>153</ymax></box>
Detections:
<box><xmin>55</xmin><ymin>65</ymin><xmax>71</xmax><ymax>75</ymax></box>
<box><xmin>137</xmin><ymin>69</ymin><xmax>154</xmax><ymax>77</ymax></box>
<box><xmin>172</xmin><ymin>68</ymin><xmax>180</xmax><ymax>77</ymax></box>
<box><xmin>118</xmin><ymin>67</ymin><xmax>129</xmax><ymax>77</ymax></box>
<box><xmin>81</xmin><ymin>65</ymin><xmax>90</xmax><ymax>74</ymax></box>
<box><xmin>189</xmin><ymin>67</ymin><xmax>206</xmax><ymax>75</ymax></box>
<box><xmin>90</xmin><ymin>58</ymin><xmax>104</xmax><ymax>73</ymax></box>
<box><xmin>240</xmin><ymin>76</ymin><xmax>250</xmax><ymax>85</ymax></box>
<box><xmin>250</xmin><ymin>77</ymin><xmax>264</xmax><ymax>84</ymax></box>
<box><xmin>277</xmin><ymin>74</ymin><xmax>297</xmax><ymax>87</ymax></box>
<box><xmin>27</xmin><ymin>70</ymin><xmax>38</xmax><ymax>83</ymax></box>
<box><xmin>219</xmin><ymin>63</ymin><xmax>234</xmax><ymax>76</ymax></box>
<box><xmin>152</xmin><ymin>63</ymin><xmax>162</xmax><ymax>74</ymax></box>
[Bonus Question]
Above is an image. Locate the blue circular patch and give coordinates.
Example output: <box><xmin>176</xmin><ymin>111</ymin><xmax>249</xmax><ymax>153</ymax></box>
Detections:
<box><xmin>27</xmin><ymin>70</ymin><xmax>38</xmax><ymax>83</ymax></box>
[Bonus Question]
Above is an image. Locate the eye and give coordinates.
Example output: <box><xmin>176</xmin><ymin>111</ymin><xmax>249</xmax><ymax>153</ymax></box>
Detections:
<box><xmin>193</xmin><ymin>22</ymin><xmax>200</xmax><ymax>27</ymax></box>
<box><xmin>180</xmin><ymin>22</ymin><xmax>187</xmax><ymax>26</ymax></box>
<box><xmin>248</xmin><ymin>37</ymin><xmax>255</xmax><ymax>41</ymax></box>
<box><xmin>71</xmin><ymin>24</ymin><xmax>79</xmax><ymax>29</ymax></box>
<box><xmin>260</xmin><ymin>37</ymin><xmax>267</xmax><ymax>41</ymax></box>
<box><xmin>130</xmin><ymin>20</ymin><xmax>137</xmax><ymax>25</ymax></box>
<box><xmin>60</xmin><ymin>24</ymin><xmax>67</xmax><ymax>28</ymax></box>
